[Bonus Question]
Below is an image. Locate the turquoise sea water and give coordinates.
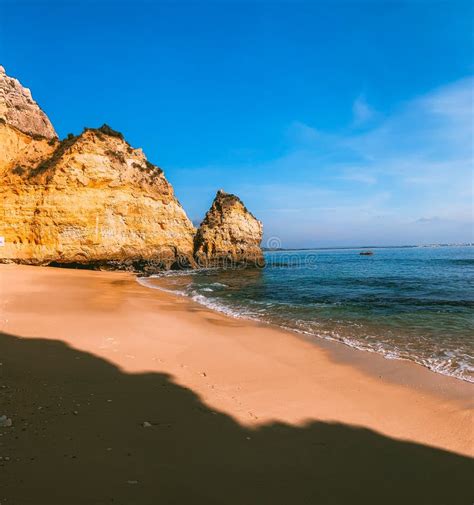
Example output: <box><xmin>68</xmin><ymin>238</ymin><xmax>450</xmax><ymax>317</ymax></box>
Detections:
<box><xmin>140</xmin><ymin>246</ymin><xmax>474</xmax><ymax>382</ymax></box>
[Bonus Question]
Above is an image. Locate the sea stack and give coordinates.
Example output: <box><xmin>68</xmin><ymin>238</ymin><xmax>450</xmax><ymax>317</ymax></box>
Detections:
<box><xmin>194</xmin><ymin>190</ymin><xmax>264</xmax><ymax>267</ymax></box>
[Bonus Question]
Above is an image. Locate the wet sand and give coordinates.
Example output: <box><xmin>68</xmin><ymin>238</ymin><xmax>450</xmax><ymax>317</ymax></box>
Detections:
<box><xmin>0</xmin><ymin>264</ymin><xmax>472</xmax><ymax>504</ymax></box>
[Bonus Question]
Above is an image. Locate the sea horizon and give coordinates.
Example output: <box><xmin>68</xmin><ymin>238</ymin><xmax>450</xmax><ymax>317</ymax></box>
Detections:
<box><xmin>262</xmin><ymin>243</ymin><xmax>474</xmax><ymax>252</ymax></box>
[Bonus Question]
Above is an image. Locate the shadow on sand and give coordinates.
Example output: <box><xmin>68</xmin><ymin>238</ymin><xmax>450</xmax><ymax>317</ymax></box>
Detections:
<box><xmin>0</xmin><ymin>331</ymin><xmax>472</xmax><ymax>505</ymax></box>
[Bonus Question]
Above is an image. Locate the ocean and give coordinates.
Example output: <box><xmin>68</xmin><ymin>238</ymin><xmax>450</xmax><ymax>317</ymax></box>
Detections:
<box><xmin>139</xmin><ymin>246</ymin><xmax>474</xmax><ymax>382</ymax></box>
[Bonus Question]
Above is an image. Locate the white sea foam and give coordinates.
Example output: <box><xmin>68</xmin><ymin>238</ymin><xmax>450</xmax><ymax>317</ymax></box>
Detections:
<box><xmin>136</xmin><ymin>275</ymin><xmax>474</xmax><ymax>383</ymax></box>
<box><xmin>282</xmin><ymin>323</ymin><xmax>474</xmax><ymax>382</ymax></box>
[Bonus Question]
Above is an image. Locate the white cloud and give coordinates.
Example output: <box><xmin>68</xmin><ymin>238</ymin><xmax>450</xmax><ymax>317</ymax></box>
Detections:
<box><xmin>352</xmin><ymin>95</ymin><xmax>376</xmax><ymax>126</ymax></box>
<box><xmin>415</xmin><ymin>216</ymin><xmax>441</xmax><ymax>224</ymax></box>
<box><xmin>348</xmin><ymin>77</ymin><xmax>473</xmax><ymax>161</ymax></box>
<box><xmin>175</xmin><ymin>77</ymin><xmax>474</xmax><ymax>246</ymax></box>
<box><xmin>288</xmin><ymin>120</ymin><xmax>324</xmax><ymax>144</ymax></box>
<box><xmin>339</xmin><ymin>171</ymin><xmax>377</xmax><ymax>185</ymax></box>
<box><xmin>276</xmin><ymin>79</ymin><xmax>472</xmax><ymax>243</ymax></box>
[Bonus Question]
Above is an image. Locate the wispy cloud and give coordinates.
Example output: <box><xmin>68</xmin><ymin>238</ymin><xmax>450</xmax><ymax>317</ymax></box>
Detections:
<box><xmin>294</xmin><ymin>79</ymin><xmax>471</xmax><ymax>243</ymax></box>
<box><xmin>352</xmin><ymin>94</ymin><xmax>376</xmax><ymax>126</ymax></box>
<box><xmin>347</xmin><ymin>77</ymin><xmax>473</xmax><ymax>162</ymax></box>
<box><xmin>287</xmin><ymin>120</ymin><xmax>324</xmax><ymax>145</ymax></box>
<box><xmin>338</xmin><ymin>171</ymin><xmax>377</xmax><ymax>185</ymax></box>
<box><xmin>415</xmin><ymin>216</ymin><xmax>441</xmax><ymax>224</ymax></box>
<box><xmin>175</xmin><ymin>77</ymin><xmax>473</xmax><ymax>247</ymax></box>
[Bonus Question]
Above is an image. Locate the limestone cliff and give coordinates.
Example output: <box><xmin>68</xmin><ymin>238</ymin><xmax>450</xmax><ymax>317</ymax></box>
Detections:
<box><xmin>0</xmin><ymin>66</ymin><xmax>264</xmax><ymax>271</ymax></box>
<box><xmin>0</xmin><ymin>67</ymin><xmax>196</xmax><ymax>270</ymax></box>
<box><xmin>0</xmin><ymin>123</ymin><xmax>56</xmax><ymax>176</ymax></box>
<box><xmin>0</xmin><ymin>65</ymin><xmax>56</xmax><ymax>140</ymax></box>
<box><xmin>0</xmin><ymin>66</ymin><xmax>58</xmax><ymax>174</ymax></box>
<box><xmin>194</xmin><ymin>190</ymin><xmax>264</xmax><ymax>267</ymax></box>
<box><xmin>1</xmin><ymin>125</ymin><xmax>196</xmax><ymax>270</ymax></box>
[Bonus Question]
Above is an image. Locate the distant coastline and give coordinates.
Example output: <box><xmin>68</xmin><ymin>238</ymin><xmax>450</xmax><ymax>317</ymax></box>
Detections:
<box><xmin>262</xmin><ymin>243</ymin><xmax>474</xmax><ymax>252</ymax></box>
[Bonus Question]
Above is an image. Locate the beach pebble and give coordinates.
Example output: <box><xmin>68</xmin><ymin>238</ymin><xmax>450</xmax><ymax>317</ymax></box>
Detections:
<box><xmin>0</xmin><ymin>416</ymin><xmax>12</xmax><ymax>427</ymax></box>
<box><xmin>72</xmin><ymin>411</ymin><xmax>79</xmax><ymax>415</ymax></box>
<box><xmin>142</xmin><ymin>421</ymin><xmax>152</xmax><ymax>428</ymax></box>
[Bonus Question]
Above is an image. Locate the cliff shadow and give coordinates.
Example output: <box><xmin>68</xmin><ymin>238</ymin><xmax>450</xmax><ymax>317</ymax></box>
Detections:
<box><xmin>0</xmin><ymin>331</ymin><xmax>472</xmax><ymax>505</ymax></box>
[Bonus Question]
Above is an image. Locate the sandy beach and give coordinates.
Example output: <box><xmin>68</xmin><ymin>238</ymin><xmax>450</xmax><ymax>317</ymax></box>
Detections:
<box><xmin>0</xmin><ymin>264</ymin><xmax>473</xmax><ymax>504</ymax></box>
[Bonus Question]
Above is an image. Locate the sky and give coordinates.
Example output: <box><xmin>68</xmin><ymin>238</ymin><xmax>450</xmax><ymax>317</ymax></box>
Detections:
<box><xmin>1</xmin><ymin>0</ymin><xmax>472</xmax><ymax>248</ymax></box>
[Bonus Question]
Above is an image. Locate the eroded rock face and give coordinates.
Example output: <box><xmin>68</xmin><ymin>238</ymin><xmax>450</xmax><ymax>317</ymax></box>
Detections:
<box><xmin>0</xmin><ymin>67</ymin><xmax>196</xmax><ymax>271</ymax></box>
<box><xmin>194</xmin><ymin>190</ymin><xmax>264</xmax><ymax>267</ymax></box>
<box><xmin>0</xmin><ymin>65</ymin><xmax>58</xmax><ymax>174</ymax></box>
<box><xmin>0</xmin><ymin>66</ymin><xmax>263</xmax><ymax>272</ymax></box>
<box><xmin>1</xmin><ymin>125</ymin><xmax>196</xmax><ymax>270</ymax></box>
<box><xmin>0</xmin><ymin>123</ymin><xmax>57</xmax><ymax>176</ymax></box>
<box><xmin>0</xmin><ymin>65</ymin><xmax>57</xmax><ymax>140</ymax></box>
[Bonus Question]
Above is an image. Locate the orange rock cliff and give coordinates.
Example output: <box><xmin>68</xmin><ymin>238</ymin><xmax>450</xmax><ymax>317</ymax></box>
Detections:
<box><xmin>0</xmin><ymin>66</ymin><xmax>263</xmax><ymax>271</ymax></box>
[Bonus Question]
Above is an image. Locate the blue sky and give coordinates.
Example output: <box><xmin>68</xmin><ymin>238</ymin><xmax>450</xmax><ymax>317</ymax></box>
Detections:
<box><xmin>1</xmin><ymin>0</ymin><xmax>472</xmax><ymax>247</ymax></box>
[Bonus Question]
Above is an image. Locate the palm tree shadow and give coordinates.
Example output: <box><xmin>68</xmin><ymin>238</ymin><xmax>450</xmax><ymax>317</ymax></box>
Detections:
<box><xmin>0</xmin><ymin>331</ymin><xmax>472</xmax><ymax>505</ymax></box>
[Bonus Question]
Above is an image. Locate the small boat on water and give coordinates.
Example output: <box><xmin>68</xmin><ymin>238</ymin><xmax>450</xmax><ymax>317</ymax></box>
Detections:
<box><xmin>359</xmin><ymin>251</ymin><xmax>374</xmax><ymax>256</ymax></box>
